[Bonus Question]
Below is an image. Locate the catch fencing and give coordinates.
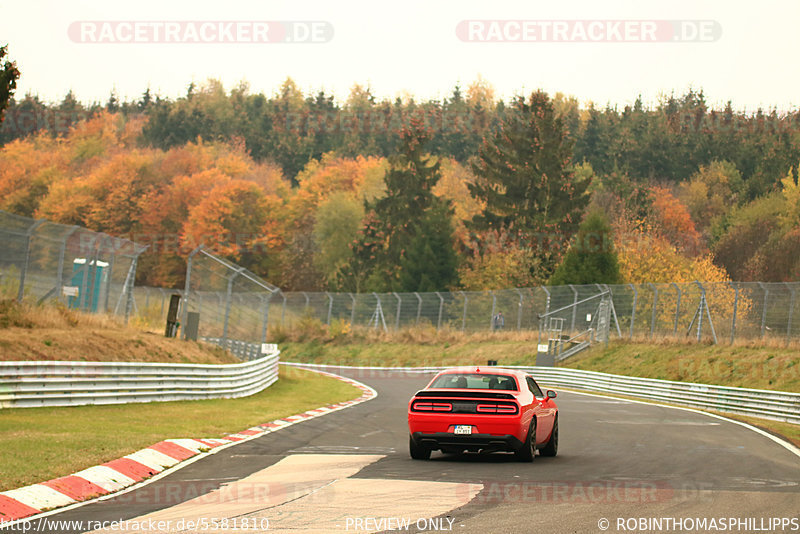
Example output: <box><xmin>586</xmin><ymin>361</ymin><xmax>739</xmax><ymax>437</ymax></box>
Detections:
<box><xmin>0</xmin><ymin>345</ymin><xmax>280</xmax><ymax>408</ymax></box>
<box><xmin>131</xmin><ymin>282</ymin><xmax>800</xmax><ymax>346</ymax></box>
<box><xmin>282</xmin><ymin>362</ymin><xmax>800</xmax><ymax>425</ymax></box>
<box><xmin>0</xmin><ymin>210</ymin><xmax>147</xmax><ymax>321</ymax></box>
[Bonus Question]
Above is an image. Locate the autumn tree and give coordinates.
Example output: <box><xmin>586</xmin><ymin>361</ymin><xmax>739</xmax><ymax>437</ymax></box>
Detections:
<box><xmin>0</xmin><ymin>45</ymin><xmax>20</xmax><ymax>126</ymax></box>
<box><xmin>549</xmin><ymin>211</ymin><xmax>621</xmax><ymax>286</ymax></box>
<box><xmin>649</xmin><ymin>186</ymin><xmax>702</xmax><ymax>254</ymax></box>
<box><xmin>469</xmin><ymin>90</ymin><xmax>590</xmax><ymax>274</ymax></box>
<box><xmin>678</xmin><ymin>160</ymin><xmax>744</xmax><ymax>232</ymax></box>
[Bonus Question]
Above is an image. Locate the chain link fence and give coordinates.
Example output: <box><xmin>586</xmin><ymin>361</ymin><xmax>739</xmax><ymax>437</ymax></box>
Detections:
<box><xmin>0</xmin><ymin>210</ymin><xmax>147</xmax><ymax>321</ymax></box>
<box><xmin>130</xmin><ymin>280</ymin><xmax>800</xmax><ymax>346</ymax></box>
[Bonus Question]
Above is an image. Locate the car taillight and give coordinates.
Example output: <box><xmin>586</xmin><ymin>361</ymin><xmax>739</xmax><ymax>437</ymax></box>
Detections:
<box><xmin>476</xmin><ymin>404</ymin><xmax>518</xmax><ymax>414</ymax></box>
<box><xmin>413</xmin><ymin>401</ymin><xmax>452</xmax><ymax>412</ymax></box>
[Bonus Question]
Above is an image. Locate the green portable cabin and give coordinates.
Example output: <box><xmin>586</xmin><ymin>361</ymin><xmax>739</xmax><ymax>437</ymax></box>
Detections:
<box><xmin>68</xmin><ymin>258</ymin><xmax>109</xmax><ymax>312</ymax></box>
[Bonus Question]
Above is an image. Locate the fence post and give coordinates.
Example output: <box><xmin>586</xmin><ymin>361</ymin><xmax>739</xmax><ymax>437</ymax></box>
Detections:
<box><xmin>281</xmin><ymin>291</ymin><xmax>288</xmax><ymax>325</ymax></box>
<box><xmin>104</xmin><ymin>247</ymin><xmax>115</xmax><ymax>313</ymax></box>
<box><xmin>648</xmin><ymin>283</ymin><xmax>658</xmax><ymax>338</ymax></box>
<box><xmin>758</xmin><ymin>282</ymin><xmax>769</xmax><ymax>338</ymax></box>
<box><xmin>515</xmin><ymin>289</ymin><xmax>524</xmax><ymax>331</ymax></box>
<box><xmin>85</xmin><ymin>236</ymin><xmax>102</xmax><ymax>312</ymax></box>
<box><xmin>393</xmin><ymin>292</ymin><xmax>402</xmax><ymax>330</ymax></box>
<box><xmin>434</xmin><ymin>292</ymin><xmax>444</xmax><ymax>331</ymax></box>
<box><xmin>261</xmin><ymin>294</ymin><xmax>272</xmax><ymax>343</ymax></box>
<box><xmin>490</xmin><ymin>291</ymin><xmax>497</xmax><ymax>331</ymax></box>
<box><xmin>326</xmin><ymin>292</ymin><xmax>333</xmax><ymax>325</ymax></box>
<box><xmin>16</xmin><ymin>219</ymin><xmax>45</xmax><ymax>302</ymax></box>
<box><xmin>459</xmin><ymin>291</ymin><xmax>467</xmax><ymax>331</ymax></box>
<box><xmin>569</xmin><ymin>285</ymin><xmax>578</xmax><ymax>334</ymax></box>
<box><xmin>349</xmin><ymin>293</ymin><xmax>356</xmax><ymax>326</ymax></box>
<box><xmin>181</xmin><ymin>246</ymin><xmax>203</xmax><ymax>340</ymax></box>
<box><xmin>222</xmin><ymin>267</ymin><xmax>245</xmax><ymax>345</ymax></box>
<box><xmin>414</xmin><ymin>292</ymin><xmax>422</xmax><ymax>325</ymax></box>
<box><xmin>302</xmin><ymin>292</ymin><xmax>310</xmax><ymax>312</ymax></box>
<box><xmin>671</xmin><ymin>282</ymin><xmax>681</xmax><ymax>336</ymax></box>
<box><xmin>628</xmin><ymin>284</ymin><xmax>638</xmax><ymax>339</ymax></box>
<box><xmin>785</xmin><ymin>282</ymin><xmax>795</xmax><ymax>346</ymax></box>
<box><xmin>540</xmin><ymin>286</ymin><xmax>551</xmax><ymax>317</ymax></box>
<box><xmin>729</xmin><ymin>282</ymin><xmax>739</xmax><ymax>344</ymax></box>
<box><xmin>56</xmin><ymin>226</ymin><xmax>79</xmax><ymax>304</ymax></box>
<box><xmin>123</xmin><ymin>252</ymin><xmax>142</xmax><ymax>324</ymax></box>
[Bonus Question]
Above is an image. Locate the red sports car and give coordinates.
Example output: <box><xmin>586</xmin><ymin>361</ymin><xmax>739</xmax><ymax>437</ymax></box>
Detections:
<box><xmin>407</xmin><ymin>367</ymin><xmax>558</xmax><ymax>461</ymax></box>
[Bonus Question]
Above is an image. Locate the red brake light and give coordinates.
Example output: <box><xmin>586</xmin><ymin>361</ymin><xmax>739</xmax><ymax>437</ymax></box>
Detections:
<box><xmin>476</xmin><ymin>404</ymin><xmax>518</xmax><ymax>414</ymax></box>
<box><xmin>413</xmin><ymin>401</ymin><xmax>452</xmax><ymax>412</ymax></box>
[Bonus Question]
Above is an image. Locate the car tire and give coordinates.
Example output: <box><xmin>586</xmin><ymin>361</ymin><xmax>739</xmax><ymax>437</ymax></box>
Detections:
<box><xmin>515</xmin><ymin>419</ymin><xmax>536</xmax><ymax>462</ymax></box>
<box><xmin>540</xmin><ymin>417</ymin><xmax>558</xmax><ymax>457</ymax></box>
<box><xmin>409</xmin><ymin>435</ymin><xmax>431</xmax><ymax>460</ymax></box>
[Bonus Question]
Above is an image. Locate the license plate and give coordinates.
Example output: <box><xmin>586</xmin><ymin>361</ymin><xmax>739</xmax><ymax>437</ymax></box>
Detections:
<box><xmin>454</xmin><ymin>425</ymin><xmax>472</xmax><ymax>435</ymax></box>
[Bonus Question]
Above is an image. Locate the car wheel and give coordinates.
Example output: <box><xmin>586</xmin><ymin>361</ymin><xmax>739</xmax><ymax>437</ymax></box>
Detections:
<box><xmin>409</xmin><ymin>435</ymin><xmax>431</xmax><ymax>460</ymax></box>
<box><xmin>515</xmin><ymin>419</ymin><xmax>536</xmax><ymax>462</ymax></box>
<box><xmin>540</xmin><ymin>417</ymin><xmax>558</xmax><ymax>457</ymax></box>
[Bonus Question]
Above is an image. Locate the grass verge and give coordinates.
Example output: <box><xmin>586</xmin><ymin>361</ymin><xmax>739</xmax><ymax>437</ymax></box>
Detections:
<box><xmin>0</xmin><ymin>298</ymin><xmax>237</xmax><ymax>364</ymax></box>
<box><xmin>0</xmin><ymin>367</ymin><xmax>361</xmax><ymax>492</ymax></box>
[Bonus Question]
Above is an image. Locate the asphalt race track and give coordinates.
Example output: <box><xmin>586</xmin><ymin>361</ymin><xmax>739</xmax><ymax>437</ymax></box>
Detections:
<box><xmin>6</xmin><ymin>368</ymin><xmax>799</xmax><ymax>534</ymax></box>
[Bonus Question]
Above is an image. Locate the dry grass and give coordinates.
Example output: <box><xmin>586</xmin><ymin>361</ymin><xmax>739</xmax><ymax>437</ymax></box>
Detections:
<box><xmin>0</xmin><ymin>299</ymin><xmax>236</xmax><ymax>364</ymax></box>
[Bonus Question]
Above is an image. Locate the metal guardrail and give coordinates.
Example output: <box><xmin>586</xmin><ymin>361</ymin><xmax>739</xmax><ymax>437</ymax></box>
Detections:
<box><xmin>0</xmin><ymin>347</ymin><xmax>280</xmax><ymax>409</ymax></box>
<box><xmin>281</xmin><ymin>362</ymin><xmax>800</xmax><ymax>425</ymax></box>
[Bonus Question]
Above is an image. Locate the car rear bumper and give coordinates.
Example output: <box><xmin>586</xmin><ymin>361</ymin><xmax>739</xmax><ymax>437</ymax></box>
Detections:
<box><xmin>411</xmin><ymin>431</ymin><xmax>525</xmax><ymax>453</ymax></box>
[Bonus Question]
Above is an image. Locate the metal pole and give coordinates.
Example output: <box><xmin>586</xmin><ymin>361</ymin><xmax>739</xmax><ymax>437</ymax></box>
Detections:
<box><xmin>569</xmin><ymin>285</ymin><xmax>578</xmax><ymax>334</ymax></box>
<box><xmin>281</xmin><ymin>291</ymin><xmax>288</xmax><ymax>325</ymax></box>
<box><xmin>490</xmin><ymin>291</ymin><xmax>496</xmax><ymax>331</ymax></box>
<box><xmin>104</xmin><ymin>248</ymin><xmax>115</xmax><ymax>313</ymax></box>
<box><xmin>260</xmin><ymin>294</ymin><xmax>272</xmax><ymax>343</ymax></box>
<box><xmin>515</xmin><ymin>289</ymin><xmax>524</xmax><ymax>331</ymax></box>
<box><xmin>435</xmin><ymin>292</ymin><xmax>444</xmax><ymax>331</ymax></box>
<box><xmin>785</xmin><ymin>282</ymin><xmax>795</xmax><ymax>345</ymax></box>
<box><xmin>56</xmin><ymin>226</ymin><xmax>79</xmax><ymax>304</ymax></box>
<box><xmin>628</xmin><ymin>284</ymin><xmax>638</xmax><ymax>339</ymax></box>
<box><xmin>459</xmin><ymin>291</ymin><xmax>467</xmax><ymax>332</ymax></box>
<box><xmin>124</xmin><ymin>253</ymin><xmax>141</xmax><ymax>324</ymax></box>
<box><xmin>393</xmin><ymin>292</ymin><xmax>402</xmax><ymax>330</ymax></box>
<box><xmin>326</xmin><ymin>292</ymin><xmax>334</xmax><ymax>325</ymax></box>
<box><xmin>694</xmin><ymin>281</ymin><xmax>704</xmax><ymax>342</ymax></box>
<box><xmin>349</xmin><ymin>292</ymin><xmax>356</xmax><ymax>325</ymax></box>
<box><xmin>86</xmin><ymin>237</ymin><xmax>102</xmax><ymax>312</ymax></box>
<box><xmin>729</xmin><ymin>282</ymin><xmax>739</xmax><ymax>345</ymax></box>
<box><xmin>758</xmin><ymin>282</ymin><xmax>769</xmax><ymax>338</ymax></box>
<box><xmin>648</xmin><ymin>283</ymin><xmax>658</xmax><ymax>338</ymax></box>
<box><xmin>602</xmin><ymin>284</ymin><xmax>623</xmax><ymax>338</ymax></box>
<box><xmin>541</xmin><ymin>286</ymin><xmax>551</xmax><ymax>317</ymax></box>
<box><xmin>222</xmin><ymin>267</ymin><xmax>245</xmax><ymax>345</ymax></box>
<box><xmin>16</xmin><ymin>219</ymin><xmax>45</xmax><ymax>302</ymax></box>
<box><xmin>414</xmin><ymin>292</ymin><xmax>422</xmax><ymax>325</ymax></box>
<box><xmin>302</xmin><ymin>292</ymin><xmax>310</xmax><ymax>312</ymax></box>
<box><xmin>671</xmin><ymin>282</ymin><xmax>681</xmax><ymax>336</ymax></box>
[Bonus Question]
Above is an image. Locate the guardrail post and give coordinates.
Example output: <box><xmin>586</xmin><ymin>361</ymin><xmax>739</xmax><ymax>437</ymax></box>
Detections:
<box><xmin>459</xmin><ymin>291</ymin><xmax>467</xmax><ymax>331</ymax></box>
<box><xmin>628</xmin><ymin>284</ymin><xmax>638</xmax><ymax>339</ymax></box>
<box><xmin>569</xmin><ymin>285</ymin><xmax>578</xmax><ymax>334</ymax></box>
<box><xmin>785</xmin><ymin>282</ymin><xmax>795</xmax><ymax>346</ymax></box>
<box><xmin>729</xmin><ymin>282</ymin><xmax>739</xmax><ymax>344</ymax></box>
<box><xmin>671</xmin><ymin>282</ymin><xmax>681</xmax><ymax>336</ymax></box>
<box><xmin>326</xmin><ymin>292</ymin><xmax>334</xmax><ymax>325</ymax></box>
<box><xmin>758</xmin><ymin>282</ymin><xmax>769</xmax><ymax>338</ymax></box>
<box><xmin>435</xmin><ymin>291</ymin><xmax>444</xmax><ymax>331</ymax></box>
<box><xmin>414</xmin><ymin>292</ymin><xmax>422</xmax><ymax>325</ymax></box>
<box><xmin>393</xmin><ymin>292</ymin><xmax>402</xmax><ymax>330</ymax></box>
<box><xmin>648</xmin><ymin>283</ymin><xmax>658</xmax><ymax>338</ymax></box>
<box><xmin>515</xmin><ymin>288</ymin><xmax>524</xmax><ymax>331</ymax></box>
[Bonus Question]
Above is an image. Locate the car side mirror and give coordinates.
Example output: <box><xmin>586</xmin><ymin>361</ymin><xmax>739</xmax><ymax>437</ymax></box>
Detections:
<box><xmin>546</xmin><ymin>390</ymin><xmax>557</xmax><ymax>399</ymax></box>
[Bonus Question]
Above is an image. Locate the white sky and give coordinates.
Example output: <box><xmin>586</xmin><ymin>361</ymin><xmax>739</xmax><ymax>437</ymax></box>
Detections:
<box><xmin>2</xmin><ymin>0</ymin><xmax>798</xmax><ymax>111</ymax></box>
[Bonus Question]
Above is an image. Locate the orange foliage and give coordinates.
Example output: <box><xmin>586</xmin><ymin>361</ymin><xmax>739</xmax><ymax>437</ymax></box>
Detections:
<box><xmin>649</xmin><ymin>186</ymin><xmax>703</xmax><ymax>255</ymax></box>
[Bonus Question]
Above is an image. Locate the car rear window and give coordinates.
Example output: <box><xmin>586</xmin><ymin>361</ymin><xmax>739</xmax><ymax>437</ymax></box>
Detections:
<box><xmin>430</xmin><ymin>373</ymin><xmax>518</xmax><ymax>391</ymax></box>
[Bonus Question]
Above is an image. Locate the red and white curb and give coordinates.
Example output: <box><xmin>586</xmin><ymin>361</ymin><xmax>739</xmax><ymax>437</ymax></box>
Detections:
<box><xmin>0</xmin><ymin>370</ymin><xmax>376</xmax><ymax>526</ymax></box>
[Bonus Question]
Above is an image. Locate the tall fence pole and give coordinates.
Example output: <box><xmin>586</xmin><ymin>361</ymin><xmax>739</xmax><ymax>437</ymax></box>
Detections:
<box><xmin>261</xmin><ymin>294</ymin><xmax>272</xmax><ymax>343</ymax></box>
<box><xmin>671</xmin><ymin>282</ymin><xmax>681</xmax><ymax>336</ymax></box>
<box><xmin>459</xmin><ymin>291</ymin><xmax>467</xmax><ymax>331</ymax></box>
<box><xmin>415</xmin><ymin>292</ymin><xmax>422</xmax><ymax>325</ymax></box>
<box><xmin>326</xmin><ymin>292</ymin><xmax>334</xmax><ymax>325</ymax></box>
<box><xmin>56</xmin><ymin>226</ymin><xmax>79</xmax><ymax>304</ymax></box>
<box><xmin>730</xmin><ymin>282</ymin><xmax>739</xmax><ymax>345</ymax></box>
<box><xmin>16</xmin><ymin>219</ymin><xmax>45</xmax><ymax>302</ymax></box>
<box><xmin>758</xmin><ymin>282</ymin><xmax>769</xmax><ymax>338</ymax></box>
<box><xmin>569</xmin><ymin>285</ymin><xmax>578</xmax><ymax>334</ymax></box>
<box><xmin>349</xmin><ymin>293</ymin><xmax>356</xmax><ymax>326</ymax></box>
<box><xmin>181</xmin><ymin>246</ymin><xmax>203</xmax><ymax>340</ymax></box>
<box><xmin>786</xmin><ymin>282</ymin><xmax>795</xmax><ymax>346</ymax></box>
<box><xmin>393</xmin><ymin>292</ymin><xmax>402</xmax><ymax>330</ymax></box>
<box><xmin>648</xmin><ymin>283</ymin><xmax>659</xmax><ymax>338</ymax></box>
<box><xmin>515</xmin><ymin>289</ymin><xmax>524</xmax><ymax>331</ymax></box>
<box><xmin>628</xmin><ymin>284</ymin><xmax>638</xmax><ymax>339</ymax></box>
<box><xmin>490</xmin><ymin>291</ymin><xmax>497</xmax><ymax>331</ymax></box>
<box><xmin>435</xmin><ymin>292</ymin><xmax>444</xmax><ymax>331</ymax></box>
<box><xmin>222</xmin><ymin>267</ymin><xmax>245</xmax><ymax>345</ymax></box>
